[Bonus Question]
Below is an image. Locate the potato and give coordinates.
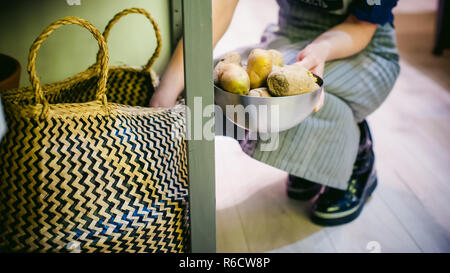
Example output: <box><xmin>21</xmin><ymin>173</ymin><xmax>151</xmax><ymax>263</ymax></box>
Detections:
<box><xmin>219</xmin><ymin>63</ymin><xmax>250</xmax><ymax>95</ymax></box>
<box><xmin>214</xmin><ymin>62</ymin><xmax>227</xmax><ymax>84</ymax></box>
<box><xmin>268</xmin><ymin>49</ymin><xmax>284</xmax><ymax>67</ymax></box>
<box><xmin>214</xmin><ymin>52</ymin><xmax>242</xmax><ymax>84</ymax></box>
<box><xmin>267</xmin><ymin>63</ymin><xmax>320</xmax><ymax>96</ymax></box>
<box><xmin>246</xmin><ymin>49</ymin><xmax>273</xmax><ymax>89</ymax></box>
<box><xmin>248</xmin><ymin>87</ymin><xmax>272</xmax><ymax>97</ymax></box>
<box><xmin>221</xmin><ymin>51</ymin><xmax>241</xmax><ymax>64</ymax></box>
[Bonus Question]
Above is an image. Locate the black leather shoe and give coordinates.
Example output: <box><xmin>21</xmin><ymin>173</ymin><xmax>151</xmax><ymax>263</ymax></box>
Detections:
<box><xmin>287</xmin><ymin>175</ymin><xmax>323</xmax><ymax>201</ymax></box>
<box><xmin>311</xmin><ymin>120</ymin><xmax>377</xmax><ymax>226</ymax></box>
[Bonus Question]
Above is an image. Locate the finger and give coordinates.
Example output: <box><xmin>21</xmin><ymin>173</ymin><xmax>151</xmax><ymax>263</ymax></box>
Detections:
<box><xmin>313</xmin><ymin>90</ymin><xmax>325</xmax><ymax>112</ymax></box>
<box><xmin>295</xmin><ymin>56</ymin><xmax>315</xmax><ymax>70</ymax></box>
<box><xmin>310</xmin><ymin>64</ymin><xmax>324</xmax><ymax>78</ymax></box>
<box><xmin>296</xmin><ymin>50</ymin><xmax>306</xmax><ymax>62</ymax></box>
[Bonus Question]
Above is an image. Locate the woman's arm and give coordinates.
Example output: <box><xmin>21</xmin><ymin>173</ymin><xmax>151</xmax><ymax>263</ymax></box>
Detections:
<box><xmin>296</xmin><ymin>14</ymin><xmax>378</xmax><ymax>111</ymax></box>
<box><xmin>296</xmin><ymin>14</ymin><xmax>378</xmax><ymax>76</ymax></box>
<box><xmin>150</xmin><ymin>0</ymin><xmax>240</xmax><ymax>107</ymax></box>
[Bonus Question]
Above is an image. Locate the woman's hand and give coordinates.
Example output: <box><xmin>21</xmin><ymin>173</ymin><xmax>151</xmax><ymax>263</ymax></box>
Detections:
<box><xmin>149</xmin><ymin>88</ymin><xmax>178</xmax><ymax>108</ymax></box>
<box><xmin>294</xmin><ymin>15</ymin><xmax>377</xmax><ymax>112</ymax></box>
<box><xmin>296</xmin><ymin>41</ymin><xmax>330</xmax><ymax>77</ymax></box>
<box><xmin>296</xmin><ymin>41</ymin><xmax>330</xmax><ymax>112</ymax></box>
<box><xmin>149</xmin><ymin>41</ymin><xmax>185</xmax><ymax>108</ymax></box>
<box><xmin>149</xmin><ymin>0</ymin><xmax>239</xmax><ymax>109</ymax></box>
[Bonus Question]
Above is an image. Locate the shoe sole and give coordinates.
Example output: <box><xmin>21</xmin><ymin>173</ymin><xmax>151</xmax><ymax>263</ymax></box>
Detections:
<box><xmin>310</xmin><ymin>171</ymin><xmax>378</xmax><ymax>226</ymax></box>
<box><xmin>287</xmin><ymin>184</ymin><xmax>322</xmax><ymax>201</ymax></box>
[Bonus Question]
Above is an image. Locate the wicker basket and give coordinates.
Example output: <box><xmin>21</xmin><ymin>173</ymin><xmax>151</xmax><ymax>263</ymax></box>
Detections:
<box><xmin>0</xmin><ymin>14</ymin><xmax>189</xmax><ymax>253</ymax></box>
<box><xmin>1</xmin><ymin>8</ymin><xmax>162</xmax><ymax>108</ymax></box>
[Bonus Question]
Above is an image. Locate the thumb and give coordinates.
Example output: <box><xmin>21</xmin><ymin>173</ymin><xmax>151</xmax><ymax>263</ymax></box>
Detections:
<box><xmin>295</xmin><ymin>56</ymin><xmax>315</xmax><ymax>70</ymax></box>
<box><xmin>296</xmin><ymin>49</ymin><xmax>306</xmax><ymax>62</ymax></box>
<box><xmin>313</xmin><ymin>90</ymin><xmax>325</xmax><ymax>112</ymax></box>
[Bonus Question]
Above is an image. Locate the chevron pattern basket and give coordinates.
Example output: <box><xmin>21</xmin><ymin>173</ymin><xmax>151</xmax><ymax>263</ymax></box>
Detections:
<box><xmin>0</xmin><ymin>13</ymin><xmax>189</xmax><ymax>253</ymax></box>
<box><xmin>1</xmin><ymin>8</ymin><xmax>161</xmax><ymax>109</ymax></box>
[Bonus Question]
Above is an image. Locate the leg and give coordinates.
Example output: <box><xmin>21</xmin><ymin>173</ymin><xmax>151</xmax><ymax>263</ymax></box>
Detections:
<box><xmin>251</xmin><ymin>24</ymin><xmax>399</xmax><ymax>185</ymax></box>
<box><xmin>252</xmin><ymin>91</ymin><xmax>360</xmax><ymax>190</ymax></box>
<box><xmin>311</xmin><ymin>119</ymin><xmax>378</xmax><ymax>226</ymax></box>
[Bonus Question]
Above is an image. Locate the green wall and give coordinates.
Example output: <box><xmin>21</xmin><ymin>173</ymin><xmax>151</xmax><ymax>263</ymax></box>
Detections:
<box><xmin>0</xmin><ymin>0</ymin><xmax>171</xmax><ymax>87</ymax></box>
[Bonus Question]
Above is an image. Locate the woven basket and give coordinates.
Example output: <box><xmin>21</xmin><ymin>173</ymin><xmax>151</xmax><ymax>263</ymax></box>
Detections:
<box><xmin>92</xmin><ymin>7</ymin><xmax>163</xmax><ymax>106</ymax></box>
<box><xmin>1</xmin><ymin>8</ymin><xmax>161</xmax><ymax>108</ymax></box>
<box><xmin>0</xmin><ymin>15</ymin><xmax>189</xmax><ymax>253</ymax></box>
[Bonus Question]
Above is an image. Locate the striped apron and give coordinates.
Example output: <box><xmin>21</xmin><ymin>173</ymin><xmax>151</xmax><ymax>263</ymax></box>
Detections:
<box><xmin>222</xmin><ymin>0</ymin><xmax>400</xmax><ymax>189</ymax></box>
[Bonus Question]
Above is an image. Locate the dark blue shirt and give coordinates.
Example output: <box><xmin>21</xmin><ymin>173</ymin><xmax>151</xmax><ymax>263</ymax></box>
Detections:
<box><xmin>288</xmin><ymin>0</ymin><xmax>398</xmax><ymax>25</ymax></box>
<box><xmin>352</xmin><ymin>0</ymin><xmax>398</xmax><ymax>25</ymax></box>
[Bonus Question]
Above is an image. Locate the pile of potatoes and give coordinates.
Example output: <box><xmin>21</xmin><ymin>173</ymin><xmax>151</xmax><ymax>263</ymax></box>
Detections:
<box><xmin>214</xmin><ymin>49</ymin><xmax>320</xmax><ymax>97</ymax></box>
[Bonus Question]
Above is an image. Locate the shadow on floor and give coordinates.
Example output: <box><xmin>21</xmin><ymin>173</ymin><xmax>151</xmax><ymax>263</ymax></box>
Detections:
<box><xmin>216</xmin><ymin>177</ymin><xmax>325</xmax><ymax>252</ymax></box>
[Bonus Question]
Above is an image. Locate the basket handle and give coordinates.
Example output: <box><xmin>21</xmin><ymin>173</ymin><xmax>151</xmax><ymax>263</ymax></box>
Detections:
<box><xmin>28</xmin><ymin>16</ymin><xmax>109</xmax><ymax>110</ymax></box>
<box><xmin>95</xmin><ymin>8</ymin><xmax>162</xmax><ymax>71</ymax></box>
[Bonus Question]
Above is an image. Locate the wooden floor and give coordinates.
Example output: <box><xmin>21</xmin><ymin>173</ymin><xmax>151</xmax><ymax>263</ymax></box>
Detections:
<box><xmin>215</xmin><ymin>0</ymin><xmax>450</xmax><ymax>253</ymax></box>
